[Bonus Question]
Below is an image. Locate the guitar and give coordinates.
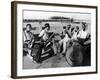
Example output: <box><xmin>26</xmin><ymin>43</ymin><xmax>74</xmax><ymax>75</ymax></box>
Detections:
<box><xmin>44</xmin><ymin>32</ymin><xmax>55</xmax><ymax>46</ymax></box>
<box><xmin>31</xmin><ymin>32</ymin><xmax>55</xmax><ymax>62</ymax></box>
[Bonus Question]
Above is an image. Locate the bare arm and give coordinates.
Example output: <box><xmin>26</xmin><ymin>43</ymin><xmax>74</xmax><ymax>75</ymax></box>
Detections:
<box><xmin>66</xmin><ymin>30</ymin><xmax>71</xmax><ymax>38</ymax></box>
<box><xmin>39</xmin><ymin>30</ymin><xmax>45</xmax><ymax>37</ymax></box>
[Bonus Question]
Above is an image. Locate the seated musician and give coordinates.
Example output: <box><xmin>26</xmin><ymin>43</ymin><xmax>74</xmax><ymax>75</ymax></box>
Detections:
<box><xmin>77</xmin><ymin>22</ymin><xmax>90</xmax><ymax>46</ymax></box>
<box><xmin>39</xmin><ymin>23</ymin><xmax>57</xmax><ymax>55</ymax></box>
<box><xmin>39</xmin><ymin>23</ymin><xmax>50</xmax><ymax>43</ymax></box>
<box><xmin>70</xmin><ymin>27</ymin><xmax>75</xmax><ymax>38</ymax></box>
<box><xmin>39</xmin><ymin>23</ymin><xmax>54</xmax><ymax>51</ymax></box>
<box><xmin>23</xmin><ymin>24</ymin><xmax>34</xmax><ymax>59</ymax></box>
<box><xmin>59</xmin><ymin>25</ymin><xmax>71</xmax><ymax>56</ymax></box>
<box><xmin>71</xmin><ymin>26</ymin><xmax>79</xmax><ymax>41</ymax></box>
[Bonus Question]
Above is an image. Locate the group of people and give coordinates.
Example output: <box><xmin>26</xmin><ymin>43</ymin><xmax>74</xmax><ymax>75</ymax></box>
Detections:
<box><xmin>23</xmin><ymin>23</ymin><xmax>52</xmax><ymax>59</ymax></box>
<box><xmin>59</xmin><ymin>22</ymin><xmax>90</xmax><ymax>56</ymax></box>
<box><xmin>23</xmin><ymin>22</ymin><xmax>90</xmax><ymax>60</ymax></box>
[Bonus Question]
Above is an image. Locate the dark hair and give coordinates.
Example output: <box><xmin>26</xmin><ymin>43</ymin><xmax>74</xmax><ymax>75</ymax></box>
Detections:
<box><xmin>71</xmin><ymin>27</ymin><xmax>74</xmax><ymax>32</ymax></box>
<box><xmin>68</xmin><ymin>26</ymin><xmax>71</xmax><ymax>30</ymax></box>
<box><xmin>44</xmin><ymin>23</ymin><xmax>50</xmax><ymax>30</ymax></box>
<box><xmin>76</xmin><ymin>26</ymin><xmax>79</xmax><ymax>30</ymax></box>
<box><xmin>63</xmin><ymin>26</ymin><xmax>66</xmax><ymax>29</ymax></box>
<box><xmin>26</xmin><ymin>24</ymin><xmax>32</xmax><ymax>29</ymax></box>
<box><xmin>82</xmin><ymin>22</ymin><xmax>87</xmax><ymax>28</ymax></box>
<box><xmin>42</xmin><ymin>27</ymin><xmax>45</xmax><ymax>30</ymax></box>
<box><xmin>67</xmin><ymin>24</ymin><xmax>71</xmax><ymax>30</ymax></box>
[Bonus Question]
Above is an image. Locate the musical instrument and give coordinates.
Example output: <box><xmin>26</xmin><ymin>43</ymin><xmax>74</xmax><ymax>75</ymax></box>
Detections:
<box><xmin>31</xmin><ymin>32</ymin><xmax>55</xmax><ymax>63</ymax></box>
<box><xmin>44</xmin><ymin>32</ymin><xmax>55</xmax><ymax>46</ymax></box>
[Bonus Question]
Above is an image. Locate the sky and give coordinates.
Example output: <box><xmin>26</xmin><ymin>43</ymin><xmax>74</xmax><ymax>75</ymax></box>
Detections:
<box><xmin>23</xmin><ymin>10</ymin><xmax>91</xmax><ymax>21</ymax></box>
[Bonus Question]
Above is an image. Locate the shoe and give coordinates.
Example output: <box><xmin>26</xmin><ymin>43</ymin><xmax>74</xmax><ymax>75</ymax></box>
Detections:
<box><xmin>62</xmin><ymin>53</ymin><xmax>66</xmax><ymax>57</ymax></box>
<box><xmin>37</xmin><ymin>61</ymin><xmax>42</xmax><ymax>64</ymax></box>
<box><xmin>54</xmin><ymin>54</ymin><xmax>57</xmax><ymax>56</ymax></box>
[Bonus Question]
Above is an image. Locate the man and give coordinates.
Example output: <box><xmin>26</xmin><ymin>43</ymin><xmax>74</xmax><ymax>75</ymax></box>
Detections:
<box><xmin>76</xmin><ymin>26</ymin><xmax>80</xmax><ymax>35</ymax></box>
<box><xmin>39</xmin><ymin>23</ymin><xmax>50</xmax><ymax>41</ymax></box>
<box><xmin>60</xmin><ymin>26</ymin><xmax>67</xmax><ymax>39</ymax></box>
<box><xmin>23</xmin><ymin>24</ymin><xmax>34</xmax><ymax>59</ymax></box>
<box><xmin>70</xmin><ymin>27</ymin><xmax>75</xmax><ymax>38</ymax></box>
<box><xmin>71</xmin><ymin>26</ymin><xmax>79</xmax><ymax>41</ymax></box>
<box><xmin>77</xmin><ymin>22</ymin><xmax>89</xmax><ymax>45</ymax></box>
<box><xmin>38</xmin><ymin>23</ymin><xmax>56</xmax><ymax>60</ymax></box>
<box><xmin>59</xmin><ymin>25</ymin><xmax>71</xmax><ymax>56</ymax></box>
